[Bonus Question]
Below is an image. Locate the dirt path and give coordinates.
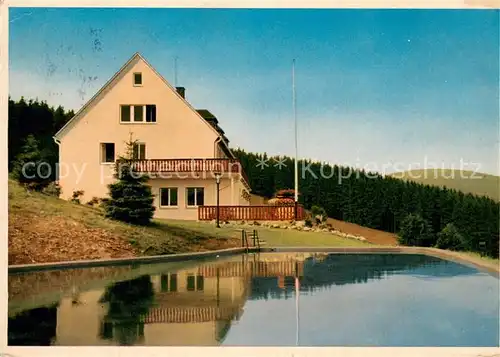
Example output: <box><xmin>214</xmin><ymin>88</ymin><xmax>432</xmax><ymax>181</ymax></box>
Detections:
<box><xmin>326</xmin><ymin>217</ymin><xmax>398</xmax><ymax>246</ymax></box>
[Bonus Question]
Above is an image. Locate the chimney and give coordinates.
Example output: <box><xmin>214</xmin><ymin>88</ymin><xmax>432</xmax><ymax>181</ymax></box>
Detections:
<box><xmin>176</xmin><ymin>87</ymin><xmax>185</xmax><ymax>99</ymax></box>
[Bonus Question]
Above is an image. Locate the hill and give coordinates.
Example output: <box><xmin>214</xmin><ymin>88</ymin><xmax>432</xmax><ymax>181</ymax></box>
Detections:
<box><xmin>389</xmin><ymin>169</ymin><xmax>500</xmax><ymax>201</ymax></box>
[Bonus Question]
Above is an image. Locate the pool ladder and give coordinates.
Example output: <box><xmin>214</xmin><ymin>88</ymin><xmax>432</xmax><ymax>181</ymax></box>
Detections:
<box><xmin>241</xmin><ymin>229</ymin><xmax>266</xmax><ymax>251</ymax></box>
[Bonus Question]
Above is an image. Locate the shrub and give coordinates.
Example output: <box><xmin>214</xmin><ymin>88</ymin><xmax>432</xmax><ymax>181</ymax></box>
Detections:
<box><xmin>71</xmin><ymin>190</ymin><xmax>84</xmax><ymax>204</ymax></box>
<box><xmin>42</xmin><ymin>181</ymin><xmax>61</xmax><ymax>197</ymax></box>
<box><xmin>436</xmin><ymin>223</ymin><xmax>466</xmax><ymax>251</ymax></box>
<box><xmin>275</xmin><ymin>189</ymin><xmax>296</xmax><ymax>199</ymax></box>
<box><xmin>311</xmin><ymin>205</ymin><xmax>328</xmax><ymax>224</ymax></box>
<box><xmin>304</xmin><ymin>217</ymin><xmax>313</xmax><ymax>227</ymax></box>
<box><xmin>397</xmin><ymin>213</ymin><xmax>435</xmax><ymax>247</ymax></box>
<box><xmin>86</xmin><ymin>197</ymin><xmax>101</xmax><ymax>207</ymax></box>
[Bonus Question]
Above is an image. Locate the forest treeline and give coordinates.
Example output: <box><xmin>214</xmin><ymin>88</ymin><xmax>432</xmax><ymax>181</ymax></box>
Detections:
<box><xmin>9</xmin><ymin>97</ymin><xmax>74</xmax><ymax>180</ymax></box>
<box><xmin>232</xmin><ymin>149</ymin><xmax>499</xmax><ymax>258</ymax></box>
<box><xmin>8</xmin><ymin>97</ymin><xmax>499</xmax><ymax>258</ymax></box>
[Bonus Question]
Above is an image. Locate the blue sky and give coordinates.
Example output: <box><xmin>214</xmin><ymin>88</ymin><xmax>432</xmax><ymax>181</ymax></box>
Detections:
<box><xmin>9</xmin><ymin>8</ymin><xmax>500</xmax><ymax>175</ymax></box>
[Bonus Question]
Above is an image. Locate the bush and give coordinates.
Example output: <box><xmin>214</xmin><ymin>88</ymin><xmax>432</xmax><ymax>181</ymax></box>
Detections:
<box><xmin>311</xmin><ymin>205</ymin><xmax>328</xmax><ymax>224</ymax></box>
<box><xmin>71</xmin><ymin>190</ymin><xmax>84</xmax><ymax>204</ymax></box>
<box><xmin>304</xmin><ymin>217</ymin><xmax>313</xmax><ymax>227</ymax></box>
<box><xmin>275</xmin><ymin>189</ymin><xmax>296</xmax><ymax>199</ymax></box>
<box><xmin>42</xmin><ymin>181</ymin><xmax>61</xmax><ymax>197</ymax></box>
<box><xmin>397</xmin><ymin>213</ymin><xmax>435</xmax><ymax>247</ymax></box>
<box><xmin>86</xmin><ymin>197</ymin><xmax>101</xmax><ymax>207</ymax></box>
<box><xmin>436</xmin><ymin>223</ymin><xmax>466</xmax><ymax>251</ymax></box>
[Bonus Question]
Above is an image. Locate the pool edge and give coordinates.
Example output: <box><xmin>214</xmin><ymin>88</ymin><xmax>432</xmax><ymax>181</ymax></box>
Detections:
<box><xmin>261</xmin><ymin>246</ymin><xmax>499</xmax><ymax>276</ymax></box>
<box><xmin>9</xmin><ymin>246</ymin><xmax>498</xmax><ymax>277</ymax></box>
<box><xmin>8</xmin><ymin>247</ymin><xmax>260</xmax><ymax>273</ymax></box>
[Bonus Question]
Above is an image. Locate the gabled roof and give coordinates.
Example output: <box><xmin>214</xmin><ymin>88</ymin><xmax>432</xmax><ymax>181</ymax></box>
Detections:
<box><xmin>53</xmin><ymin>52</ymin><xmax>234</xmax><ymax>158</ymax></box>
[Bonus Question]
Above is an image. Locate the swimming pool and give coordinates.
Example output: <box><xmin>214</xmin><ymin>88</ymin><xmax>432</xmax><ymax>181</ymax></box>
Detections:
<box><xmin>8</xmin><ymin>252</ymin><xmax>499</xmax><ymax>346</ymax></box>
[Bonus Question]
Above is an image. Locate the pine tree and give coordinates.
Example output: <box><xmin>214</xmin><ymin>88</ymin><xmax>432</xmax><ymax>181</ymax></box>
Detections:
<box><xmin>104</xmin><ymin>137</ymin><xmax>155</xmax><ymax>225</ymax></box>
<box><xmin>397</xmin><ymin>213</ymin><xmax>435</xmax><ymax>247</ymax></box>
<box><xmin>12</xmin><ymin>134</ymin><xmax>51</xmax><ymax>190</ymax></box>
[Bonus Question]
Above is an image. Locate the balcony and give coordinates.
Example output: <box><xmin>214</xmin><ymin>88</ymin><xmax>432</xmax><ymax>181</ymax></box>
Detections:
<box><xmin>131</xmin><ymin>158</ymin><xmax>249</xmax><ymax>183</ymax></box>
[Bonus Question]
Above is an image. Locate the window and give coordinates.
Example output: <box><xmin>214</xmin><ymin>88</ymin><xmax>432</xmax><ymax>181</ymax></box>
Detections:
<box><xmin>161</xmin><ymin>274</ymin><xmax>169</xmax><ymax>292</ymax></box>
<box><xmin>186</xmin><ymin>274</ymin><xmax>203</xmax><ymax>292</ymax></box>
<box><xmin>160</xmin><ymin>187</ymin><xmax>178</xmax><ymax>207</ymax></box>
<box><xmin>134</xmin><ymin>72</ymin><xmax>142</xmax><ymax>86</ymax></box>
<box><xmin>134</xmin><ymin>105</ymin><xmax>143</xmax><ymax>122</ymax></box>
<box><xmin>196</xmin><ymin>275</ymin><xmax>204</xmax><ymax>291</ymax></box>
<box><xmin>133</xmin><ymin>143</ymin><xmax>146</xmax><ymax>160</ymax></box>
<box><xmin>170</xmin><ymin>273</ymin><xmax>177</xmax><ymax>292</ymax></box>
<box><xmin>121</xmin><ymin>105</ymin><xmax>131</xmax><ymax>122</ymax></box>
<box><xmin>146</xmin><ymin>105</ymin><xmax>156</xmax><ymax>122</ymax></box>
<box><xmin>187</xmin><ymin>274</ymin><xmax>195</xmax><ymax>291</ymax></box>
<box><xmin>100</xmin><ymin>143</ymin><xmax>115</xmax><ymax>163</ymax></box>
<box><xmin>186</xmin><ymin>187</ymin><xmax>204</xmax><ymax>207</ymax></box>
<box><xmin>160</xmin><ymin>273</ymin><xmax>178</xmax><ymax>292</ymax></box>
<box><xmin>120</xmin><ymin>105</ymin><xmax>156</xmax><ymax>123</ymax></box>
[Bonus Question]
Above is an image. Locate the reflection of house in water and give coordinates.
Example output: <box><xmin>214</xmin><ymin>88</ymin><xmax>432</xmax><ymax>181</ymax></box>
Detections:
<box><xmin>138</xmin><ymin>253</ymin><xmax>314</xmax><ymax>345</ymax></box>
<box><xmin>142</xmin><ymin>267</ymin><xmax>248</xmax><ymax>345</ymax></box>
<box><xmin>10</xmin><ymin>252</ymin><xmax>465</xmax><ymax>346</ymax></box>
<box><xmin>49</xmin><ymin>254</ymin><xmax>314</xmax><ymax>346</ymax></box>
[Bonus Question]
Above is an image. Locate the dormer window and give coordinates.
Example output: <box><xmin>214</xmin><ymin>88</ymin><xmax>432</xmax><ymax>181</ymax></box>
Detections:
<box><xmin>133</xmin><ymin>72</ymin><xmax>142</xmax><ymax>86</ymax></box>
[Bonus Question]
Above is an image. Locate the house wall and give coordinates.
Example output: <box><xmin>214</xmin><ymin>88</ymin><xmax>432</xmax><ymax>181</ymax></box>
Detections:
<box><xmin>250</xmin><ymin>194</ymin><xmax>267</xmax><ymax>205</ymax></box>
<box><xmin>58</xmin><ymin>56</ymin><xmax>220</xmax><ymax>203</ymax></box>
<box><xmin>144</xmin><ymin>321</ymin><xmax>218</xmax><ymax>346</ymax></box>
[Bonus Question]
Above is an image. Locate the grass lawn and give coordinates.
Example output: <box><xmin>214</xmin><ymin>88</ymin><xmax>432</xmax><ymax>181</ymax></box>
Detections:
<box><xmin>156</xmin><ymin>219</ymin><xmax>372</xmax><ymax>247</ymax></box>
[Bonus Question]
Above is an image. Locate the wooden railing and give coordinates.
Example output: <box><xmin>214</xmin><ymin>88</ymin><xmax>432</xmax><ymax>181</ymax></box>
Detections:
<box><xmin>131</xmin><ymin>158</ymin><xmax>242</xmax><ymax>173</ymax></box>
<box><xmin>131</xmin><ymin>158</ymin><xmax>249</xmax><ymax>183</ymax></box>
<box><xmin>143</xmin><ymin>306</ymin><xmax>241</xmax><ymax>324</ymax></box>
<box><xmin>198</xmin><ymin>204</ymin><xmax>305</xmax><ymax>221</ymax></box>
<box><xmin>197</xmin><ymin>260</ymin><xmax>304</xmax><ymax>278</ymax></box>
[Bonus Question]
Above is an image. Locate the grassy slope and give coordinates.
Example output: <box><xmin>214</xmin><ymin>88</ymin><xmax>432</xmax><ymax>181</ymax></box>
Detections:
<box><xmin>8</xmin><ymin>179</ymin><xmax>368</xmax><ymax>265</ymax></box>
<box><xmin>8</xmin><ymin>179</ymin><xmax>242</xmax><ymax>264</ymax></box>
<box><xmin>389</xmin><ymin>169</ymin><xmax>500</xmax><ymax>201</ymax></box>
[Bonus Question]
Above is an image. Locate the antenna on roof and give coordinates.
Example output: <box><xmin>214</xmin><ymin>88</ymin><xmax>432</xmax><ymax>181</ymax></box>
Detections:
<box><xmin>174</xmin><ymin>56</ymin><xmax>178</xmax><ymax>87</ymax></box>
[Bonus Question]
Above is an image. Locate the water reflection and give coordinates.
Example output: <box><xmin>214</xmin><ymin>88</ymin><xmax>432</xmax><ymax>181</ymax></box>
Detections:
<box><xmin>8</xmin><ymin>253</ymin><xmax>495</xmax><ymax>346</ymax></box>
<box><xmin>8</xmin><ymin>303</ymin><xmax>58</xmax><ymax>345</ymax></box>
<box><xmin>99</xmin><ymin>276</ymin><xmax>155</xmax><ymax>345</ymax></box>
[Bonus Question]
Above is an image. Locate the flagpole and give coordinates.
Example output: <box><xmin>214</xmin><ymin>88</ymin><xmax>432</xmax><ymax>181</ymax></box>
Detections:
<box><xmin>293</xmin><ymin>59</ymin><xmax>299</xmax><ymax>219</ymax></box>
<box><xmin>295</xmin><ymin>263</ymin><xmax>300</xmax><ymax>346</ymax></box>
